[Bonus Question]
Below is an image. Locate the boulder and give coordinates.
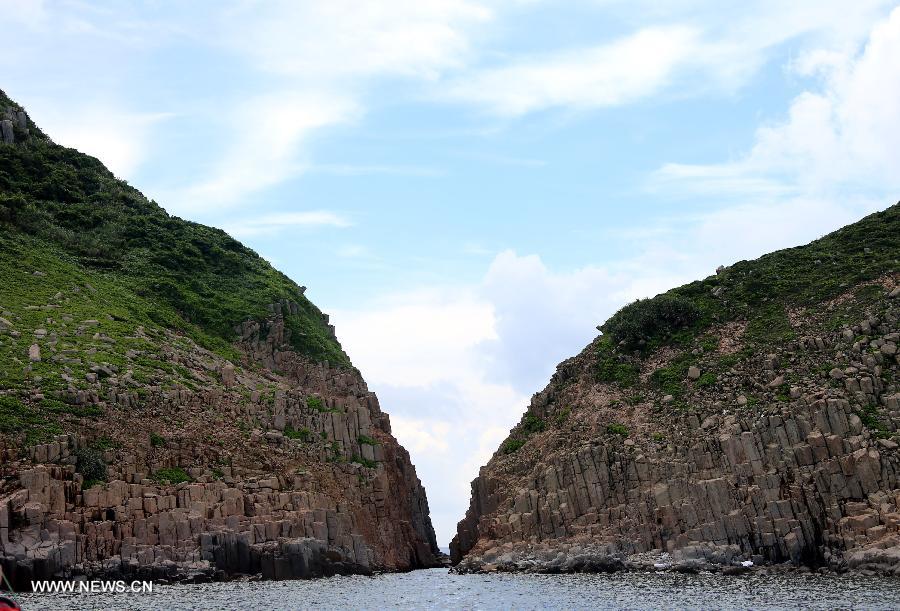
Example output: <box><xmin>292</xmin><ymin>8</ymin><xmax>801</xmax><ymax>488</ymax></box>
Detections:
<box><xmin>221</xmin><ymin>362</ymin><xmax>236</xmax><ymax>388</ymax></box>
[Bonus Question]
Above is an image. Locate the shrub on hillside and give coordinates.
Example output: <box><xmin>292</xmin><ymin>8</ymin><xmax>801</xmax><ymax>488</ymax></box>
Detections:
<box><xmin>75</xmin><ymin>447</ymin><xmax>107</xmax><ymax>484</ymax></box>
<box><xmin>152</xmin><ymin>467</ymin><xmax>191</xmax><ymax>485</ymax></box>
<box><xmin>601</xmin><ymin>294</ymin><xmax>700</xmax><ymax>347</ymax></box>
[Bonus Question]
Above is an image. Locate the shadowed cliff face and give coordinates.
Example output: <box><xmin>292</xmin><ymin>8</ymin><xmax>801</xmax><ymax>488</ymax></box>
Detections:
<box><xmin>452</xmin><ymin>205</ymin><xmax>900</xmax><ymax>574</ymax></box>
<box><xmin>0</xmin><ymin>92</ymin><xmax>439</xmax><ymax>590</ymax></box>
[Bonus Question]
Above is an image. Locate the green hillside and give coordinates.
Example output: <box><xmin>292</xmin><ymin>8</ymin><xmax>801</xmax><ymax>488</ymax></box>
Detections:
<box><xmin>0</xmin><ymin>89</ymin><xmax>347</xmax><ymax>364</ymax></box>
<box><xmin>599</xmin><ymin>204</ymin><xmax>899</xmax><ymax>351</ymax></box>
<box><xmin>0</xmin><ymin>90</ymin><xmax>350</xmax><ymax>443</ymax></box>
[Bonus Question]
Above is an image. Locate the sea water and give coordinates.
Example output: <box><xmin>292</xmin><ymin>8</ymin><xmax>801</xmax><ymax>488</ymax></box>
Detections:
<box><xmin>15</xmin><ymin>567</ymin><xmax>900</xmax><ymax>610</ymax></box>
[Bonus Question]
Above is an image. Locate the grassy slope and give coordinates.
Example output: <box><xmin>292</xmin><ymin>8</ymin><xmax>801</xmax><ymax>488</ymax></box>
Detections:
<box><xmin>0</xmin><ymin>89</ymin><xmax>347</xmax><ymax>366</ymax></box>
<box><xmin>0</xmin><ymin>89</ymin><xmax>350</xmax><ymax>445</ymax></box>
<box><xmin>500</xmin><ymin>203</ymin><xmax>900</xmax><ymax>451</ymax></box>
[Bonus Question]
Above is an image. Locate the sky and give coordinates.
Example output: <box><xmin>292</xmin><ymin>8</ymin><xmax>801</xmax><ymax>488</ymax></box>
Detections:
<box><xmin>3</xmin><ymin>0</ymin><xmax>900</xmax><ymax>546</ymax></box>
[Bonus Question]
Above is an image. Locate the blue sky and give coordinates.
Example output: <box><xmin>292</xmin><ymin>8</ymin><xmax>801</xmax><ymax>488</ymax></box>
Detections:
<box><xmin>4</xmin><ymin>0</ymin><xmax>900</xmax><ymax>545</ymax></box>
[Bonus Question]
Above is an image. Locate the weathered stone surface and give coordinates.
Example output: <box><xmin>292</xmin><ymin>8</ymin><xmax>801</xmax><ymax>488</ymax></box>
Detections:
<box><xmin>1</xmin><ymin>301</ymin><xmax>441</xmax><ymax>590</ymax></box>
<box><xmin>452</xmin><ymin>277</ymin><xmax>900</xmax><ymax>576</ymax></box>
<box><xmin>0</xmin><ymin>119</ymin><xmax>13</xmax><ymax>144</ymax></box>
<box><xmin>221</xmin><ymin>361</ymin><xmax>236</xmax><ymax>388</ymax></box>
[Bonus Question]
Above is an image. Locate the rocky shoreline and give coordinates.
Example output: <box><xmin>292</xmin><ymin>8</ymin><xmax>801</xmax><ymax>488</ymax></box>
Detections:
<box><xmin>453</xmin><ymin>542</ymin><xmax>900</xmax><ymax>577</ymax></box>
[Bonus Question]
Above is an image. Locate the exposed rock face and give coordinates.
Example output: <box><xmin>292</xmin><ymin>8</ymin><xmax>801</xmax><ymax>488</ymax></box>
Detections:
<box><xmin>0</xmin><ymin>89</ymin><xmax>439</xmax><ymax>590</ymax></box>
<box><xmin>1</xmin><ymin>305</ymin><xmax>439</xmax><ymax>589</ymax></box>
<box><xmin>453</xmin><ymin>213</ymin><xmax>900</xmax><ymax>575</ymax></box>
<box><xmin>0</xmin><ymin>105</ymin><xmax>31</xmax><ymax>144</ymax></box>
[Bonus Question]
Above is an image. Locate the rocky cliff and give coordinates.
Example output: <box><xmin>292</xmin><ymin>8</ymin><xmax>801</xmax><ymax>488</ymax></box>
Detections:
<box><xmin>452</xmin><ymin>205</ymin><xmax>900</xmax><ymax>575</ymax></box>
<box><xmin>0</xmin><ymin>91</ymin><xmax>439</xmax><ymax>590</ymax></box>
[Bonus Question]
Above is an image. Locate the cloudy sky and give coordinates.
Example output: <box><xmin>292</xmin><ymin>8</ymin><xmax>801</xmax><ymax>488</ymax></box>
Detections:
<box><xmin>4</xmin><ymin>0</ymin><xmax>900</xmax><ymax>545</ymax></box>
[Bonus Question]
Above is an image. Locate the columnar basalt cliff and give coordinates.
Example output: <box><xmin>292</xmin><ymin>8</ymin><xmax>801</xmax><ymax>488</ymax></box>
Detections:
<box><xmin>0</xmin><ymin>91</ymin><xmax>439</xmax><ymax>590</ymax></box>
<box><xmin>453</xmin><ymin>205</ymin><xmax>900</xmax><ymax>575</ymax></box>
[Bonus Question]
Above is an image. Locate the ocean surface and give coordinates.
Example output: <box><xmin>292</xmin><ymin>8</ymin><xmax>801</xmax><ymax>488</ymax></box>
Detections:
<box><xmin>13</xmin><ymin>568</ymin><xmax>900</xmax><ymax>610</ymax></box>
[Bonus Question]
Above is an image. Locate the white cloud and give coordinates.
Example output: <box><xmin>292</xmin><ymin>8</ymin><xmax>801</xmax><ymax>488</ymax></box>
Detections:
<box><xmin>445</xmin><ymin>26</ymin><xmax>700</xmax><ymax>115</ymax></box>
<box><xmin>654</xmin><ymin>5</ymin><xmax>900</xmax><ymax>200</ymax></box>
<box><xmin>332</xmin><ymin>249</ymin><xmax>702</xmax><ymax>545</ymax></box>
<box><xmin>222</xmin><ymin>0</ymin><xmax>492</xmax><ymax>79</ymax></box>
<box><xmin>332</xmin><ymin>285</ymin><xmax>527</xmax><ymax>545</ymax></box>
<box><xmin>442</xmin><ymin>0</ymin><xmax>898</xmax><ymax>116</ymax></box>
<box><xmin>161</xmin><ymin>1</ymin><xmax>490</xmax><ymax>214</ymax></box>
<box><xmin>164</xmin><ymin>92</ymin><xmax>359</xmax><ymax>215</ymax></box>
<box><xmin>0</xmin><ymin>0</ymin><xmax>47</xmax><ymax>28</ymax></box>
<box><xmin>308</xmin><ymin>163</ymin><xmax>444</xmax><ymax>177</ymax></box>
<box><xmin>335</xmin><ymin>288</ymin><xmax>496</xmax><ymax>387</ymax></box>
<box><xmin>220</xmin><ymin>210</ymin><xmax>352</xmax><ymax>238</ymax></box>
<box><xmin>336</xmin><ymin>244</ymin><xmax>370</xmax><ymax>258</ymax></box>
<box><xmin>31</xmin><ymin>104</ymin><xmax>173</xmax><ymax>179</ymax></box>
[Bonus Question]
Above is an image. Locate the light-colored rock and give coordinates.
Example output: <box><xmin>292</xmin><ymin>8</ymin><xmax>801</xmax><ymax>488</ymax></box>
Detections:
<box><xmin>221</xmin><ymin>361</ymin><xmax>236</xmax><ymax>388</ymax></box>
<box><xmin>0</xmin><ymin>119</ymin><xmax>14</xmax><ymax>144</ymax></box>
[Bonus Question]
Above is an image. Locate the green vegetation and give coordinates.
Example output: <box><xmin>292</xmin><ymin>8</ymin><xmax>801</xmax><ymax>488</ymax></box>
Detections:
<box><xmin>358</xmin><ymin>434</ymin><xmax>379</xmax><ymax>446</ymax></box>
<box><xmin>0</xmin><ymin>90</ymin><xmax>353</xmax><ymax>446</ymax></box>
<box><xmin>717</xmin><ymin>349</ymin><xmax>753</xmax><ymax>372</ymax></box>
<box><xmin>606</xmin><ymin>423</ymin><xmax>629</xmax><ymax>436</ymax></box>
<box><xmin>149</xmin><ymin>432</ymin><xmax>166</xmax><ymax>447</ymax></box>
<box><xmin>284</xmin><ymin>426</ymin><xmax>312</xmax><ymax>442</ymax></box>
<box><xmin>554</xmin><ymin>407</ymin><xmax>571</xmax><ymax>426</ymax></box>
<box><xmin>600</xmin><ymin>294</ymin><xmax>700</xmax><ymax>348</ymax></box>
<box><xmin>596</xmin><ymin>205</ymin><xmax>899</xmax><ymax>351</ymax></box>
<box><xmin>858</xmin><ymin>405</ymin><xmax>890</xmax><ymax>439</ymax></box>
<box><xmin>652</xmin><ymin>432</ymin><xmax>665</xmax><ymax>442</ymax></box>
<box><xmin>326</xmin><ymin>441</ymin><xmax>344</xmax><ymax>462</ymax></box>
<box><xmin>696</xmin><ymin>372</ymin><xmax>717</xmax><ymax>388</ymax></box>
<box><xmin>745</xmin><ymin>305</ymin><xmax>795</xmax><ymax>344</ymax></box>
<box><xmin>500</xmin><ymin>412</ymin><xmax>546</xmax><ymax>454</ymax></box>
<box><xmin>522</xmin><ymin>413</ymin><xmax>545</xmax><ymax>435</ymax></box>
<box><xmin>0</xmin><ymin>89</ymin><xmax>348</xmax><ymax>369</ymax></box>
<box><xmin>649</xmin><ymin>352</ymin><xmax>695</xmax><ymax>398</ymax></box>
<box><xmin>352</xmin><ymin>455</ymin><xmax>378</xmax><ymax>468</ymax></box>
<box><xmin>75</xmin><ymin>446</ymin><xmax>107</xmax><ymax>487</ymax></box>
<box><xmin>305</xmin><ymin>396</ymin><xmax>338</xmax><ymax>412</ymax></box>
<box><xmin>775</xmin><ymin>384</ymin><xmax>792</xmax><ymax>403</ymax></box>
<box><xmin>501</xmin><ymin>438</ymin><xmax>526</xmax><ymax>454</ymax></box>
<box><xmin>91</xmin><ymin>436</ymin><xmax>118</xmax><ymax>451</ymax></box>
<box><xmin>0</xmin><ymin>395</ymin><xmax>62</xmax><ymax>444</ymax></box>
<box><xmin>41</xmin><ymin>397</ymin><xmax>104</xmax><ymax>418</ymax></box>
<box><xmin>596</xmin><ymin>339</ymin><xmax>639</xmax><ymax>386</ymax></box>
<box><xmin>151</xmin><ymin>467</ymin><xmax>191</xmax><ymax>485</ymax></box>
